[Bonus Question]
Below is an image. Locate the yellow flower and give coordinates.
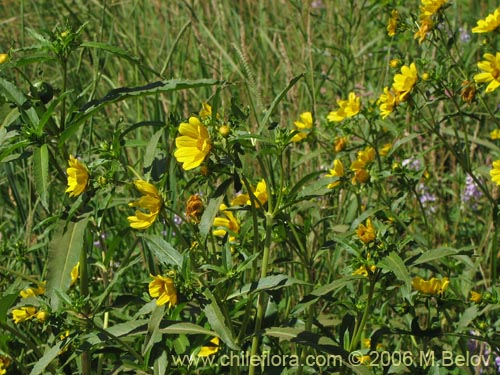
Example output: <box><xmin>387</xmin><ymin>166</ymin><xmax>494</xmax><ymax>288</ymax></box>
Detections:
<box><xmin>292</xmin><ymin>111</ymin><xmax>313</xmax><ymax>142</ymax></box>
<box><xmin>200</xmin><ymin>102</ymin><xmax>213</xmax><ymax>121</ymax></box>
<box><xmin>149</xmin><ymin>274</ymin><xmax>178</xmax><ymax>307</ymax></box>
<box><xmin>213</xmin><ymin>204</ymin><xmax>240</xmax><ymax>238</ymax></box>
<box><xmin>461</xmin><ymin>81</ymin><xmax>476</xmax><ymax>104</ymax></box>
<box><xmin>352</xmin><ymin>169</ymin><xmax>370</xmax><ymax>184</ymax></box>
<box><xmin>70</xmin><ymin>262</ymin><xmax>80</xmax><ymax>287</ymax></box>
<box><xmin>419</xmin><ymin>0</ymin><xmax>447</xmax><ymax>18</ymax></box>
<box><xmin>389</xmin><ymin>59</ymin><xmax>400</xmax><ymax>69</ymax></box>
<box><xmin>174</xmin><ymin>117</ymin><xmax>212</xmax><ymax>170</ymax></box>
<box><xmin>352</xmin><ymin>264</ymin><xmax>377</xmax><ymax>277</ymax></box>
<box><xmin>490</xmin><ymin>160</ymin><xmax>500</xmax><ymax>185</ymax></box>
<box><xmin>414</xmin><ymin>17</ymin><xmax>433</xmax><ymax>44</ymax></box>
<box><xmin>470</xmin><ymin>291</ymin><xmax>482</xmax><ymax>303</ymax></box>
<box><xmin>0</xmin><ymin>355</ymin><xmax>11</xmax><ymax>375</ymax></box>
<box><xmin>0</xmin><ymin>53</ymin><xmax>8</xmax><ymax>65</ymax></box>
<box><xmin>474</xmin><ymin>52</ymin><xmax>500</xmax><ymax>94</ymax></box>
<box><xmin>186</xmin><ymin>194</ymin><xmax>204</xmax><ymax>224</ymax></box>
<box><xmin>231</xmin><ymin>179</ymin><xmax>268</xmax><ymax>207</ymax></box>
<box><xmin>377</xmin><ymin>87</ymin><xmax>399</xmax><ymax>119</ymax></box>
<box><xmin>325</xmin><ymin>159</ymin><xmax>344</xmax><ymax>189</ymax></box>
<box><xmin>65</xmin><ymin>155</ymin><xmax>89</xmax><ymax>197</ymax></box>
<box><xmin>334</xmin><ymin>136</ymin><xmax>347</xmax><ymax>152</ymax></box>
<box><xmin>412</xmin><ymin>276</ymin><xmax>449</xmax><ymax>295</ymax></box>
<box><xmin>379</xmin><ymin>143</ymin><xmax>392</xmax><ymax>157</ymax></box>
<box><xmin>491</xmin><ymin>129</ymin><xmax>500</xmax><ymax>140</ymax></box>
<box><xmin>36</xmin><ymin>310</ymin><xmax>48</xmax><ymax>323</ymax></box>
<box><xmin>127</xmin><ymin>180</ymin><xmax>163</xmax><ymax>230</ymax></box>
<box><xmin>20</xmin><ymin>281</ymin><xmax>46</xmax><ymax>298</ymax></box>
<box><xmin>472</xmin><ymin>7</ymin><xmax>500</xmax><ymax>33</ymax></box>
<box><xmin>12</xmin><ymin>306</ymin><xmax>37</xmax><ymax>324</ymax></box>
<box><xmin>387</xmin><ymin>9</ymin><xmax>398</xmax><ymax>37</ymax></box>
<box><xmin>198</xmin><ymin>337</ymin><xmax>220</xmax><ymax>357</ymax></box>
<box><xmin>327</xmin><ymin>92</ymin><xmax>361</xmax><ymax>122</ymax></box>
<box><xmin>392</xmin><ymin>63</ymin><xmax>418</xmax><ymax>101</ymax></box>
<box><xmin>356</xmin><ymin>219</ymin><xmax>376</xmax><ymax>244</ymax></box>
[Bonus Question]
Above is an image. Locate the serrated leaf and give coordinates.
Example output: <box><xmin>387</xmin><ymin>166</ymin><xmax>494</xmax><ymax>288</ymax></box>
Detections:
<box><xmin>199</xmin><ymin>194</ymin><xmax>225</xmax><ymax>242</ymax></box>
<box><xmin>33</xmin><ymin>144</ymin><xmax>49</xmax><ymax>209</ymax></box>
<box><xmin>46</xmin><ymin>216</ymin><xmax>89</xmax><ymax>300</ymax></box>
<box><xmin>228</xmin><ymin>274</ymin><xmax>309</xmax><ymax>299</ymax></box>
<box><xmin>142</xmin><ymin>234</ymin><xmax>183</xmax><ymax>268</ymax></box>
<box><xmin>29</xmin><ymin>341</ymin><xmax>62</xmax><ymax>375</ymax></box>
<box><xmin>203</xmin><ymin>289</ymin><xmax>239</xmax><ymax>350</ymax></box>
<box><xmin>379</xmin><ymin>252</ymin><xmax>411</xmax><ymax>300</ymax></box>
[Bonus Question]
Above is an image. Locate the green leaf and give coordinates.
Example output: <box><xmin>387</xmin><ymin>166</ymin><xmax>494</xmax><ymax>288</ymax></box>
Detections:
<box><xmin>33</xmin><ymin>144</ymin><xmax>49</xmax><ymax>209</ymax></box>
<box><xmin>203</xmin><ymin>289</ymin><xmax>239</xmax><ymax>350</ymax></box>
<box><xmin>46</xmin><ymin>216</ymin><xmax>90</xmax><ymax>302</ymax></box>
<box><xmin>143</xmin><ymin>129</ymin><xmax>164</xmax><ymax>176</ymax></box>
<box><xmin>228</xmin><ymin>274</ymin><xmax>309</xmax><ymax>299</ymax></box>
<box><xmin>29</xmin><ymin>341</ymin><xmax>62</xmax><ymax>375</ymax></box>
<box><xmin>60</xmin><ymin>79</ymin><xmax>220</xmax><ymax>146</ymax></box>
<box><xmin>159</xmin><ymin>322</ymin><xmax>216</xmax><ymax>336</ymax></box>
<box><xmin>379</xmin><ymin>252</ymin><xmax>411</xmax><ymax>300</ymax></box>
<box><xmin>142</xmin><ymin>234</ymin><xmax>183</xmax><ymax>268</ymax></box>
<box><xmin>0</xmin><ymin>293</ymin><xmax>18</xmax><ymax>323</ymax></box>
<box><xmin>0</xmin><ymin>77</ymin><xmax>39</xmax><ymax>127</ymax></box>
<box><xmin>85</xmin><ymin>320</ymin><xmax>149</xmax><ymax>345</ymax></box>
<box><xmin>412</xmin><ymin>247</ymin><xmax>459</xmax><ymax>266</ymax></box>
<box><xmin>199</xmin><ymin>194</ymin><xmax>225</xmax><ymax>242</ymax></box>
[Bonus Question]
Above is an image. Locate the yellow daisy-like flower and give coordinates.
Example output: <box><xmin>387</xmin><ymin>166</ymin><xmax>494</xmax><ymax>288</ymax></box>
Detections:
<box><xmin>149</xmin><ymin>274</ymin><xmax>178</xmax><ymax>307</ymax></box>
<box><xmin>352</xmin><ymin>169</ymin><xmax>370</xmax><ymax>185</ymax></box>
<box><xmin>213</xmin><ymin>204</ymin><xmax>240</xmax><ymax>238</ymax></box>
<box><xmin>419</xmin><ymin>0</ymin><xmax>447</xmax><ymax>18</ymax></box>
<box><xmin>490</xmin><ymin>160</ymin><xmax>500</xmax><ymax>185</ymax></box>
<box><xmin>334</xmin><ymin>136</ymin><xmax>347</xmax><ymax>152</ymax></box>
<box><xmin>356</xmin><ymin>219</ymin><xmax>376</xmax><ymax>244</ymax></box>
<box><xmin>327</xmin><ymin>92</ymin><xmax>361</xmax><ymax>122</ymax></box>
<box><xmin>378</xmin><ymin>87</ymin><xmax>399</xmax><ymax>119</ymax></box>
<box><xmin>65</xmin><ymin>155</ymin><xmax>89</xmax><ymax>197</ymax></box>
<box><xmin>12</xmin><ymin>306</ymin><xmax>37</xmax><ymax>324</ymax></box>
<box><xmin>127</xmin><ymin>180</ymin><xmax>163</xmax><ymax>230</ymax></box>
<box><xmin>325</xmin><ymin>159</ymin><xmax>344</xmax><ymax>189</ymax></box>
<box><xmin>379</xmin><ymin>143</ymin><xmax>392</xmax><ymax>157</ymax></box>
<box><xmin>491</xmin><ymin>129</ymin><xmax>500</xmax><ymax>140</ymax></box>
<box><xmin>387</xmin><ymin>9</ymin><xmax>398</xmax><ymax>37</ymax></box>
<box><xmin>200</xmin><ymin>102</ymin><xmax>213</xmax><ymax>121</ymax></box>
<box><xmin>70</xmin><ymin>262</ymin><xmax>80</xmax><ymax>287</ymax></box>
<box><xmin>412</xmin><ymin>276</ymin><xmax>449</xmax><ymax>295</ymax></box>
<box><xmin>469</xmin><ymin>291</ymin><xmax>482</xmax><ymax>303</ymax></box>
<box><xmin>474</xmin><ymin>52</ymin><xmax>500</xmax><ymax>94</ymax></box>
<box><xmin>0</xmin><ymin>53</ymin><xmax>8</xmax><ymax>65</ymax></box>
<box><xmin>352</xmin><ymin>264</ymin><xmax>377</xmax><ymax>277</ymax></box>
<box><xmin>198</xmin><ymin>337</ymin><xmax>220</xmax><ymax>357</ymax></box>
<box><xmin>36</xmin><ymin>310</ymin><xmax>48</xmax><ymax>323</ymax></box>
<box><xmin>472</xmin><ymin>7</ymin><xmax>500</xmax><ymax>33</ymax></box>
<box><xmin>392</xmin><ymin>63</ymin><xmax>418</xmax><ymax>101</ymax></box>
<box><xmin>0</xmin><ymin>355</ymin><xmax>11</xmax><ymax>375</ymax></box>
<box><xmin>292</xmin><ymin>111</ymin><xmax>313</xmax><ymax>142</ymax></box>
<box><xmin>186</xmin><ymin>194</ymin><xmax>204</xmax><ymax>224</ymax></box>
<box><xmin>231</xmin><ymin>179</ymin><xmax>268</xmax><ymax>207</ymax></box>
<box><xmin>19</xmin><ymin>281</ymin><xmax>46</xmax><ymax>299</ymax></box>
<box><xmin>174</xmin><ymin>117</ymin><xmax>212</xmax><ymax>170</ymax></box>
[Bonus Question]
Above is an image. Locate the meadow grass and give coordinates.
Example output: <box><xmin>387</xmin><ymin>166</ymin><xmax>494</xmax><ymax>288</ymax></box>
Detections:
<box><xmin>0</xmin><ymin>0</ymin><xmax>499</xmax><ymax>374</ymax></box>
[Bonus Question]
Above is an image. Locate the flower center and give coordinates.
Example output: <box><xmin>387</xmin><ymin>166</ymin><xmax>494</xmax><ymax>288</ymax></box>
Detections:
<box><xmin>492</xmin><ymin>67</ymin><xmax>500</xmax><ymax>80</ymax></box>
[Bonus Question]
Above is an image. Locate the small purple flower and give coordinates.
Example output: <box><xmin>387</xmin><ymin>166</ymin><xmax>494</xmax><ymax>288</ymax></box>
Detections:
<box><xmin>416</xmin><ymin>183</ymin><xmax>437</xmax><ymax>213</ymax></box>
<box><xmin>402</xmin><ymin>157</ymin><xmax>422</xmax><ymax>172</ymax></box>
<box><xmin>311</xmin><ymin>0</ymin><xmax>325</xmax><ymax>9</ymax></box>
<box><xmin>173</xmin><ymin>214</ymin><xmax>182</xmax><ymax>226</ymax></box>
<box><xmin>461</xmin><ymin>175</ymin><xmax>483</xmax><ymax>210</ymax></box>
<box><xmin>459</xmin><ymin>27</ymin><xmax>471</xmax><ymax>43</ymax></box>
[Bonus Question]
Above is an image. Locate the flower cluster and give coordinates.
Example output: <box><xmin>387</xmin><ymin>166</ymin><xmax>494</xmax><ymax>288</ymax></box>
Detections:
<box><xmin>377</xmin><ymin>63</ymin><xmax>418</xmax><ymax>118</ymax></box>
<box><xmin>327</xmin><ymin>92</ymin><xmax>360</xmax><ymax>122</ymax></box>
<box><xmin>412</xmin><ymin>276</ymin><xmax>449</xmax><ymax>296</ymax></box>
<box><xmin>291</xmin><ymin>112</ymin><xmax>313</xmax><ymax>142</ymax></box>
<box><xmin>414</xmin><ymin>0</ymin><xmax>448</xmax><ymax>44</ymax></box>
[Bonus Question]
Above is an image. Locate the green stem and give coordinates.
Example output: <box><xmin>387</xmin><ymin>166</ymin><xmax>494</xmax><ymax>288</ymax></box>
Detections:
<box><xmin>248</xmin><ymin>212</ymin><xmax>274</xmax><ymax>375</ymax></box>
<box><xmin>349</xmin><ymin>276</ymin><xmax>376</xmax><ymax>351</ymax></box>
<box><xmin>80</xmin><ymin>244</ymin><xmax>91</xmax><ymax>375</ymax></box>
<box><xmin>60</xmin><ymin>58</ymin><xmax>68</xmax><ymax>130</ymax></box>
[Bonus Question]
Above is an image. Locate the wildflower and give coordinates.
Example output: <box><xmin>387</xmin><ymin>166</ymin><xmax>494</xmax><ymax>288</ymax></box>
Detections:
<box><xmin>472</xmin><ymin>7</ymin><xmax>500</xmax><ymax>33</ymax></box>
<box><xmin>392</xmin><ymin>63</ymin><xmax>418</xmax><ymax>101</ymax></box>
<box><xmin>460</xmin><ymin>81</ymin><xmax>476</xmax><ymax>103</ymax></box>
<box><xmin>491</xmin><ymin>129</ymin><xmax>500</xmax><ymax>140</ymax></box>
<box><xmin>490</xmin><ymin>160</ymin><xmax>500</xmax><ymax>186</ymax></box>
<box><xmin>213</xmin><ymin>204</ymin><xmax>240</xmax><ymax>238</ymax></box>
<box><xmin>65</xmin><ymin>155</ymin><xmax>89</xmax><ymax>197</ymax></box>
<box><xmin>20</xmin><ymin>282</ymin><xmax>46</xmax><ymax>298</ymax></box>
<box><xmin>352</xmin><ymin>169</ymin><xmax>370</xmax><ymax>185</ymax></box>
<box><xmin>292</xmin><ymin>112</ymin><xmax>313</xmax><ymax>142</ymax></box>
<box><xmin>379</xmin><ymin>143</ymin><xmax>392</xmax><ymax>157</ymax></box>
<box><xmin>416</xmin><ymin>183</ymin><xmax>437</xmax><ymax>213</ymax></box>
<box><xmin>70</xmin><ymin>262</ymin><xmax>80</xmax><ymax>287</ymax></box>
<box><xmin>474</xmin><ymin>52</ymin><xmax>500</xmax><ymax>94</ymax></box>
<box><xmin>0</xmin><ymin>355</ymin><xmax>11</xmax><ymax>375</ymax></box>
<box><xmin>36</xmin><ymin>310</ymin><xmax>48</xmax><ymax>323</ymax></box>
<box><xmin>231</xmin><ymin>179</ymin><xmax>268</xmax><ymax>207</ymax></box>
<box><xmin>186</xmin><ymin>194</ymin><xmax>204</xmax><ymax>223</ymax></box>
<box><xmin>12</xmin><ymin>306</ymin><xmax>37</xmax><ymax>324</ymax></box>
<box><xmin>334</xmin><ymin>136</ymin><xmax>347</xmax><ymax>152</ymax></box>
<box><xmin>414</xmin><ymin>17</ymin><xmax>433</xmax><ymax>44</ymax></box>
<box><xmin>402</xmin><ymin>157</ymin><xmax>421</xmax><ymax>171</ymax></box>
<box><xmin>174</xmin><ymin>117</ymin><xmax>212</xmax><ymax>170</ymax></box>
<box><xmin>356</xmin><ymin>219</ymin><xmax>376</xmax><ymax>244</ymax></box>
<box><xmin>352</xmin><ymin>264</ymin><xmax>377</xmax><ymax>277</ymax></box>
<box><xmin>0</xmin><ymin>54</ymin><xmax>8</xmax><ymax>65</ymax></box>
<box><xmin>127</xmin><ymin>180</ymin><xmax>163</xmax><ymax>230</ymax></box>
<box><xmin>412</xmin><ymin>276</ymin><xmax>449</xmax><ymax>295</ymax></box>
<box><xmin>389</xmin><ymin>59</ymin><xmax>400</xmax><ymax>68</ymax></box>
<box><xmin>325</xmin><ymin>159</ymin><xmax>344</xmax><ymax>188</ymax></box>
<box><xmin>219</xmin><ymin>125</ymin><xmax>230</xmax><ymax>137</ymax></box>
<box><xmin>461</xmin><ymin>175</ymin><xmax>483</xmax><ymax>210</ymax></box>
<box><xmin>470</xmin><ymin>291</ymin><xmax>482</xmax><ymax>303</ymax></box>
<box><xmin>199</xmin><ymin>102</ymin><xmax>213</xmax><ymax>121</ymax></box>
<box><xmin>327</xmin><ymin>92</ymin><xmax>361</xmax><ymax>122</ymax></box>
<box><xmin>419</xmin><ymin>0</ymin><xmax>447</xmax><ymax>18</ymax></box>
<box><xmin>377</xmin><ymin>87</ymin><xmax>398</xmax><ymax>119</ymax></box>
<box><xmin>198</xmin><ymin>337</ymin><xmax>220</xmax><ymax>357</ymax></box>
<box><xmin>387</xmin><ymin>9</ymin><xmax>398</xmax><ymax>37</ymax></box>
<box><xmin>149</xmin><ymin>274</ymin><xmax>178</xmax><ymax>307</ymax></box>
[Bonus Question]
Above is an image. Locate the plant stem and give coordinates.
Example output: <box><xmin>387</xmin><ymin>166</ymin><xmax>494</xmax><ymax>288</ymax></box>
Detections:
<box><xmin>350</xmin><ymin>276</ymin><xmax>376</xmax><ymax>351</ymax></box>
<box><xmin>80</xmin><ymin>243</ymin><xmax>91</xmax><ymax>375</ymax></box>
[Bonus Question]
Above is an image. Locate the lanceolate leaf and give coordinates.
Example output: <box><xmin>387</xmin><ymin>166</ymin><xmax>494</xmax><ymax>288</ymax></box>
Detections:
<box><xmin>379</xmin><ymin>252</ymin><xmax>411</xmax><ymax>300</ymax></box>
<box><xmin>199</xmin><ymin>194</ymin><xmax>225</xmax><ymax>242</ymax></box>
<box><xmin>142</xmin><ymin>234</ymin><xmax>183</xmax><ymax>268</ymax></box>
<box><xmin>228</xmin><ymin>274</ymin><xmax>309</xmax><ymax>299</ymax></box>
<box><xmin>46</xmin><ymin>215</ymin><xmax>90</xmax><ymax>294</ymax></box>
<box><xmin>29</xmin><ymin>342</ymin><xmax>63</xmax><ymax>375</ymax></box>
<box><xmin>33</xmin><ymin>144</ymin><xmax>49</xmax><ymax>209</ymax></box>
<box><xmin>203</xmin><ymin>289</ymin><xmax>239</xmax><ymax>350</ymax></box>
